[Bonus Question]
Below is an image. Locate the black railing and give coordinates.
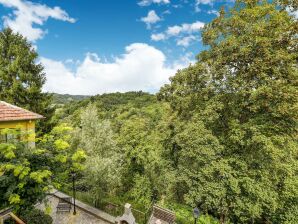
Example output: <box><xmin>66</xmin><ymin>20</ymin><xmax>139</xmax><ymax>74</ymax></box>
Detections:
<box><xmin>63</xmin><ymin>189</ymin><xmax>153</xmax><ymax>224</ymax></box>
<box><xmin>95</xmin><ymin>200</ymin><xmax>123</xmax><ymax>218</ymax></box>
<box><xmin>144</xmin><ymin>201</ymin><xmax>154</xmax><ymax>224</ymax></box>
<box><xmin>131</xmin><ymin>207</ymin><xmax>147</xmax><ymax>224</ymax></box>
<box><xmin>95</xmin><ymin>200</ymin><xmax>150</xmax><ymax>224</ymax></box>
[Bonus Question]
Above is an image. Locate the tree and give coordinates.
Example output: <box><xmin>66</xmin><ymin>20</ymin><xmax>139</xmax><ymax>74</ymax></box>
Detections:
<box><xmin>276</xmin><ymin>0</ymin><xmax>298</xmax><ymax>10</ymax></box>
<box><xmin>116</xmin><ymin>102</ymin><xmax>174</xmax><ymax>207</ymax></box>
<box><xmin>159</xmin><ymin>0</ymin><xmax>297</xmax><ymax>223</ymax></box>
<box><xmin>57</xmin><ymin>93</ymin><xmax>175</xmax><ymax>209</ymax></box>
<box><xmin>0</xmin><ymin>125</ymin><xmax>86</xmax><ymax>211</ymax></box>
<box><xmin>0</xmin><ymin>128</ymin><xmax>51</xmax><ymax>210</ymax></box>
<box><xmin>0</xmin><ymin>28</ymin><xmax>53</xmax><ymax>133</ymax></box>
<box><xmin>200</xmin><ymin>2</ymin><xmax>298</xmax><ymax>221</ymax></box>
<box><xmin>20</xmin><ymin>208</ymin><xmax>53</xmax><ymax>224</ymax></box>
<box><xmin>71</xmin><ymin>104</ymin><xmax>122</xmax><ymax>201</ymax></box>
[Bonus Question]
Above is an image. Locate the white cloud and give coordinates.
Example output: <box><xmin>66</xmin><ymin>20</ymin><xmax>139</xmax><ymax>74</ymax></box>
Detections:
<box><xmin>166</xmin><ymin>25</ymin><xmax>182</xmax><ymax>36</ymax></box>
<box><xmin>177</xmin><ymin>35</ymin><xmax>196</xmax><ymax>47</ymax></box>
<box><xmin>151</xmin><ymin>33</ymin><xmax>166</xmax><ymax>41</ymax></box>
<box><xmin>41</xmin><ymin>43</ymin><xmax>191</xmax><ymax>95</ymax></box>
<box><xmin>151</xmin><ymin>21</ymin><xmax>204</xmax><ymax>46</ymax></box>
<box><xmin>141</xmin><ymin>10</ymin><xmax>161</xmax><ymax>29</ymax></box>
<box><xmin>286</xmin><ymin>7</ymin><xmax>298</xmax><ymax>19</ymax></box>
<box><xmin>195</xmin><ymin>0</ymin><xmax>235</xmax><ymax>6</ymax></box>
<box><xmin>138</xmin><ymin>0</ymin><xmax>170</xmax><ymax>7</ymax></box>
<box><xmin>195</xmin><ymin>0</ymin><xmax>213</xmax><ymax>12</ymax></box>
<box><xmin>207</xmin><ymin>9</ymin><xmax>219</xmax><ymax>16</ymax></box>
<box><xmin>196</xmin><ymin>0</ymin><xmax>213</xmax><ymax>5</ymax></box>
<box><xmin>195</xmin><ymin>0</ymin><xmax>234</xmax><ymax>12</ymax></box>
<box><xmin>162</xmin><ymin>10</ymin><xmax>171</xmax><ymax>15</ymax></box>
<box><xmin>0</xmin><ymin>0</ymin><xmax>75</xmax><ymax>42</ymax></box>
<box><xmin>65</xmin><ymin>59</ymin><xmax>74</xmax><ymax>64</ymax></box>
<box><xmin>166</xmin><ymin>21</ymin><xmax>205</xmax><ymax>36</ymax></box>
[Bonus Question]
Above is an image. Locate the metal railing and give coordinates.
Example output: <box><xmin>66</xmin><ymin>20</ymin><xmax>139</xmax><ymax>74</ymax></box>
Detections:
<box><xmin>64</xmin><ymin>189</ymin><xmax>153</xmax><ymax>224</ymax></box>
<box><xmin>95</xmin><ymin>200</ymin><xmax>123</xmax><ymax>218</ymax></box>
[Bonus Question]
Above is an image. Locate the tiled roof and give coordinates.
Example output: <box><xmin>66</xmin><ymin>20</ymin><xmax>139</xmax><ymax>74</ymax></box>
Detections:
<box><xmin>0</xmin><ymin>101</ymin><xmax>44</xmax><ymax>122</ymax></box>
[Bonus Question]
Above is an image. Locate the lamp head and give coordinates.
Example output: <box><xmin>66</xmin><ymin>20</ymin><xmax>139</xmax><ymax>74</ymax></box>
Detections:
<box><xmin>193</xmin><ymin>207</ymin><xmax>199</xmax><ymax>219</ymax></box>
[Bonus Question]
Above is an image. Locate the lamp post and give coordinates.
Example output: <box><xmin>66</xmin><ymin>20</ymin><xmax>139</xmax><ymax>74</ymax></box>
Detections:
<box><xmin>71</xmin><ymin>171</ymin><xmax>77</xmax><ymax>215</ymax></box>
<box><xmin>193</xmin><ymin>207</ymin><xmax>199</xmax><ymax>224</ymax></box>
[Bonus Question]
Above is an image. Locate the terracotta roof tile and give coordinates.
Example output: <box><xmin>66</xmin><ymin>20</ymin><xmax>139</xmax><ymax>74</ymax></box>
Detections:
<box><xmin>0</xmin><ymin>101</ymin><xmax>44</xmax><ymax>122</ymax></box>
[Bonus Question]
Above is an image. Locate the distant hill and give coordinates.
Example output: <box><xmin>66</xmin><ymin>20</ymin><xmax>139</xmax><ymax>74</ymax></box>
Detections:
<box><xmin>60</xmin><ymin>91</ymin><xmax>156</xmax><ymax>114</ymax></box>
<box><xmin>52</xmin><ymin>91</ymin><xmax>158</xmax><ymax>124</ymax></box>
<box><xmin>51</xmin><ymin>91</ymin><xmax>156</xmax><ymax>115</ymax></box>
<box><xmin>51</xmin><ymin>93</ymin><xmax>90</xmax><ymax>105</ymax></box>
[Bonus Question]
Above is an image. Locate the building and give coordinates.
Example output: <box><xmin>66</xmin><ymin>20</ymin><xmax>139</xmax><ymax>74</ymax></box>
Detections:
<box><xmin>0</xmin><ymin>101</ymin><xmax>44</xmax><ymax>146</ymax></box>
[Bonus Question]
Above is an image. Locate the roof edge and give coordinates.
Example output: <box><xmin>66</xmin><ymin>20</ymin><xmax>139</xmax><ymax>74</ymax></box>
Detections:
<box><xmin>0</xmin><ymin>101</ymin><xmax>45</xmax><ymax>121</ymax></box>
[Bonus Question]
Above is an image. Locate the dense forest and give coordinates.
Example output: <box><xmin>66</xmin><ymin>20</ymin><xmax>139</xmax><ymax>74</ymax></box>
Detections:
<box><xmin>52</xmin><ymin>93</ymin><xmax>90</xmax><ymax>105</ymax></box>
<box><xmin>0</xmin><ymin>0</ymin><xmax>297</xmax><ymax>224</ymax></box>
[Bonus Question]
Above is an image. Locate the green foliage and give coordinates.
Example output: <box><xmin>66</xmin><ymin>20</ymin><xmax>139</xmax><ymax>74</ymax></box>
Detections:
<box><xmin>116</xmin><ymin>101</ymin><xmax>176</xmax><ymax>205</ymax></box>
<box><xmin>197</xmin><ymin>215</ymin><xmax>219</xmax><ymax>224</ymax></box>
<box><xmin>55</xmin><ymin>92</ymin><xmax>174</xmax><ymax>209</ymax></box>
<box><xmin>158</xmin><ymin>202</ymin><xmax>219</xmax><ymax>224</ymax></box>
<box><xmin>159</xmin><ymin>0</ymin><xmax>297</xmax><ymax>223</ymax></box>
<box><xmin>37</xmin><ymin>123</ymin><xmax>86</xmax><ymax>185</ymax></box>
<box><xmin>71</xmin><ymin>104</ymin><xmax>121</xmax><ymax>198</ymax></box>
<box><xmin>0</xmin><ymin>130</ymin><xmax>51</xmax><ymax>210</ymax></box>
<box><xmin>52</xmin><ymin>93</ymin><xmax>90</xmax><ymax>105</ymax></box>
<box><xmin>53</xmin><ymin>91</ymin><xmax>156</xmax><ymax>124</ymax></box>
<box><xmin>129</xmin><ymin>174</ymin><xmax>153</xmax><ymax>208</ymax></box>
<box><xmin>44</xmin><ymin>1</ymin><xmax>297</xmax><ymax>223</ymax></box>
<box><xmin>0</xmin><ymin>28</ymin><xmax>54</xmax><ymax>134</ymax></box>
<box><xmin>20</xmin><ymin>208</ymin><xmax>53</xmax><ymax>224</ymax></box>
<box><xmin>0</xmin><ymin>125</ymin><xmax>86</xmax><ymax>211</ymax></box>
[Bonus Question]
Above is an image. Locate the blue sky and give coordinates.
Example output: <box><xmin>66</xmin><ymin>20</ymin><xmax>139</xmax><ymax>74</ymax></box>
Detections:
<box><xmin>0</xmin><ymin>0</ymin><xmax>235</xmax><ymax>95</ymax></box>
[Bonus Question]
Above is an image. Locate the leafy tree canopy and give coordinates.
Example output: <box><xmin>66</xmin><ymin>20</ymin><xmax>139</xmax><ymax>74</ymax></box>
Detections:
<box><xmin>159</xmin><ymin>0</ymin><xmax>297</xmax><ymax>223</ymax></box>
<box><xmin>0</xmin><ymin>28</ymin><xmax>53</xmax><ymax>133</ymax></box>
<box><xmin>0</xmin><ymin>126</ymin><xmax>86</xmax><ymax>211</ymax></box>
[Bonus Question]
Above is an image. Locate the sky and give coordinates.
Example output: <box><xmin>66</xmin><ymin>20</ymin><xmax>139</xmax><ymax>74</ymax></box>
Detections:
<box><xmin>0</xmin><ymin>0</ymin><xmax>237</xmax><ymax>95</ymax></box>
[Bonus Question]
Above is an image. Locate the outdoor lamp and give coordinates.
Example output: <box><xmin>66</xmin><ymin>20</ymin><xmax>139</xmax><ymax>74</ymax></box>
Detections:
<box><xmin>193</xmin><ymin>207</ymin><xmax>200</xmax><ymax>224</ymax></box>
<box><xmin>71</xmin><ymin>171</ymin><xmax>77</xmax><ymax>215</ymax></box>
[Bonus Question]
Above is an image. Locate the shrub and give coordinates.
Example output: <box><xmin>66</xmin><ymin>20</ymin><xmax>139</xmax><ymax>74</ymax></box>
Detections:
<box><xmin>158</xmin><ymin>202</ymin><xmax>219</xmax><ymax>224</ymax></box>
<box><xmin>20</xmin><ymin>209</ymin><xmax>53</xmax><ymax>224</ymax></box>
